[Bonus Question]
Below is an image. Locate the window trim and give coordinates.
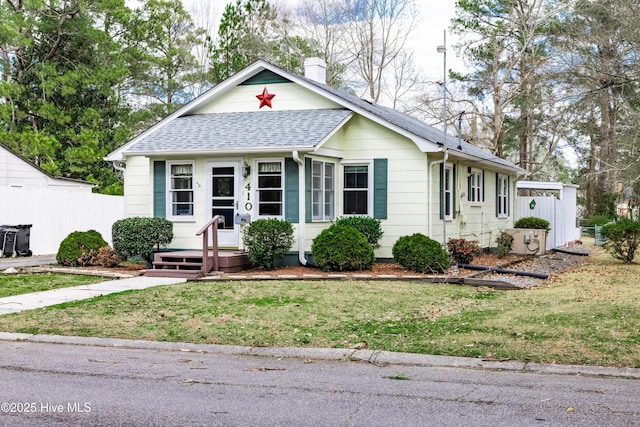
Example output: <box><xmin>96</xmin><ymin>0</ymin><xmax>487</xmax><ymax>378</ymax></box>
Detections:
<box><xmin>166</xmin><ymin>160</ymin><xmax>195</xmax><ymax>222</ymax></box>
<box><xmin>443</xmin><ymin>164</ymin><xmax>454</xmax><ymax>220</ymax></box>
<box><xmin>342</xmin><ymin>160</ymin><xmax>373</xmax><ymax>216</ymax></box>
<box><xmin>312</xmin><ymin>159</ymin><xmax>335</xmax><ymax>222</ymax></box>
<box><xmin>497</xmin><ymin>173</ymin><xmax>509</xmax><ymax>218</ymax></box>
<box><xmin>255</xmin><ymin>158</ymin><xmax>285</xmax><ymax>219</ymax></box>
<box><xmin>469</xmin><ymin>168</ymin><xmax>484</xmax><ymax>206</ymax></box>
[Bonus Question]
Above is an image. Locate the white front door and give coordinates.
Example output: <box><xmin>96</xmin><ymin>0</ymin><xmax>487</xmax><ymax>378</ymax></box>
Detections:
<box><xmin>208</xmin><ymin>160</ymin><xmax>241</xmax><ymax>248</ymax></box>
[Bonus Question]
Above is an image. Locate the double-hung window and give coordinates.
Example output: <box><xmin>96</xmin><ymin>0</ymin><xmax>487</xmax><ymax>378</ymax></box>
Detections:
<box><xmin>496</xmin><ymin>174</ymin><xmax>509</xmax><ymax>218</ymax></box>
<box><xmin>257</xmin><ymin>160</ymin><xmax>283</xmax><ymax>217</ymax></box>
<box><xmin>312</xmin><ymin>160</ymin><xmax>335</xmax><ymax>221</ymax></box>
<box><xmin>343</xmin><ymin>164</ymin><xmax>370</xmax><ymax>215</ymax></box>
<box><xmin>168</xmin><ymin>161</ymin><xmax>194</xmax><ymax>219</ymax></box>
<box><xmin>443</xmin><ymin>165</ymin><xmax>454</xmax><ymax>219</ymax></box>
<box><xmin>469</xmin><ymin>168</ymin><xmax>483</xmax><ymax>205</ymax></box>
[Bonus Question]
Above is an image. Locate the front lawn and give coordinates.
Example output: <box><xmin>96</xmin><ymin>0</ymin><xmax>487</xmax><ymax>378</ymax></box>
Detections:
<box><xmin>0</xmin><ymin>248</ymin><xmax>638</xmax><ymax>368</ymax></box>
<box><xmin>0</xmin><ymin>273</ymin><xmax>107</xmax><ymax>298</ymax></box>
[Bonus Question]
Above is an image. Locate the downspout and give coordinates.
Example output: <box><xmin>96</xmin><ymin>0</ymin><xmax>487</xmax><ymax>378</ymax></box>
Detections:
<box><xmin>292</xmin><ymin>151</ymin><xmax>308</xmax><ymax>266</ymax></box>
<box><xmin>429</xmin><ymin>149</ymin><xmax>448</xmax><ymax>242</ymax></box>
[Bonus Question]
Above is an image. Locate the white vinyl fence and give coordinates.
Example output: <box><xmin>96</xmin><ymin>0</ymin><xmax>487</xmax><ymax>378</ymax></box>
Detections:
<box><xmin>515</xmin><ymin>195</ymin><xmax>581</xmax><ymax>250</ymax></box>
<box><xmin>0</xmin><ymin>187</ymin><xmax>125</xmax><ymax>255</ymax></box>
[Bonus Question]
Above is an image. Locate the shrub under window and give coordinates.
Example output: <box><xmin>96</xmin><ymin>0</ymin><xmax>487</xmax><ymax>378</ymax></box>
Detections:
<box><xmin>311</xmin><ymin>224</ymin><xmax>374</xmax><ymax>272</ymax></box>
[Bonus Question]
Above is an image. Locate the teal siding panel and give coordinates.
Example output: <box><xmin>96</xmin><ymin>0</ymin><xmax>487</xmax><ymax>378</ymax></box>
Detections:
<box><xmin>240</xmin><ymin>70</ymin><xmax>291</xmax><ymax>85</ymax></box>
<box><xmin>153</xmin><ymin>161</ymin><xmax>166</xmax><ymax>218</ymax></box>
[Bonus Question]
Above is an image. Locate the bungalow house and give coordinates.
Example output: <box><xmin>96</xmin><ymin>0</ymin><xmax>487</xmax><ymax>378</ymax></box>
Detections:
<box><xmin>106</xmin><ymin>59</ymin><xmax>526</xmax><ymax>276</ymax></box>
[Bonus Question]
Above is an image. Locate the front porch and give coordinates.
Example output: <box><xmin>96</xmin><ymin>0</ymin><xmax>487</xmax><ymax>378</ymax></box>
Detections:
<box><xmin>146</xmin><ymin>250</ymin><xmax>251</xmax><ymax>279</ymax></box>
<box><xmin>145</xmin><ymin>215</ymin><xmax>251</xmax><ymax>279</ymax></box>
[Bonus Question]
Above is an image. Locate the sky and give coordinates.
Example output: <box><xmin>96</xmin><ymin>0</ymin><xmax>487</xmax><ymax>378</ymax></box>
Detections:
<box><xmin>177</xmin><ymin>0</ymin><xmax>463</xmax><ymax>82</ymax></box>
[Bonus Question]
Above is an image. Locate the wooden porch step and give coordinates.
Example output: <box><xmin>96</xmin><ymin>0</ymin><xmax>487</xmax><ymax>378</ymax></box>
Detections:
<box><xmin>146</xmin><ymin>249</ymin><xmax>252</xmax><ymax>278</ymax></box>
<box><xmin>145</xmin><ymin>269</ymin><xmax>203</xmax><ymax>279</ymax></box>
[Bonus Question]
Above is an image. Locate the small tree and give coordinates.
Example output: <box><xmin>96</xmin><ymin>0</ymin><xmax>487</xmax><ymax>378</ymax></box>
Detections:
<box><xmin>242</xmin><ymin>219</ymin><xmax>294</xmax><ymax>270</ymax></box>
<box><xmin>112</xmin><ymin>217</ymin><xmax>174</xmax><ymax>264</ymax></box>
<box><xmin>601</xmin><ymin>219</ymin><xmax>640</xmax><ymax>263</ymax></box>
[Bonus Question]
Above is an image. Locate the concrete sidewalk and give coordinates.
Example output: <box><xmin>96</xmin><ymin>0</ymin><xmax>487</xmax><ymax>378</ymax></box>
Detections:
<box><xmin>0</xmin><ymin>276</ymin><xmax>186</xmax><ymax>315</ymax></box>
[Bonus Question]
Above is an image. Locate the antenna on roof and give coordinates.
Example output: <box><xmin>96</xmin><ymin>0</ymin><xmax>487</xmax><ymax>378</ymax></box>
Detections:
<box><xmin>457</xmin><ymin>111</ymin><xmax>465</xmax><ymax>150</ymax></box>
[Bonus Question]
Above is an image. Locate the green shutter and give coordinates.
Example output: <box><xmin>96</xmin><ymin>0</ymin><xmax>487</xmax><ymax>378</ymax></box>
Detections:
<box><xmin>467</xmin><ymin>167</ymin><xmax>472</xmax><ymax>201</ymax></box>
<box><xmin>305</xmin><ymin>158</ymin><xmax>312</xmax><ymax>223</ymax></box>
<box><xmin>482</xmin><ymin>170</ymin><xmax>485</xmax><ymax>202</ymax></box>
<box><xmin>452</xmin><ymin>164</ymin><xmax>457</xmax><ymax>219</ymax></box>
<box><xmin>373</xmin><ymin>159</ymin><xmax>387</xmax><ymax>219</ymax></box>
<box><xmin>439</xmin><ymin>163</ymin><xmax>444</xmax><ymax>220</ymax></box>
<box><xmin>507</xmin><ymin>175</ymin><xmax>511</xmax><ymax>217</ymax></box>
<box><xmin>153</xmin><ymin>161</ymin><xmax>166</xmax><ymax>218</ymax></box>
<box><xmin>284</xmin><ymin>158</ymin><xmax>299</xmax><ymax>223</ymax></box>
<box><xmin>495</xmin><ymin>173</ymin><xmax>500</xmax><ymax>218</ymax></box>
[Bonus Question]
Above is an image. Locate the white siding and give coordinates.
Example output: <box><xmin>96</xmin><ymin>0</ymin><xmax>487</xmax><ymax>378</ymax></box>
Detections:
<box><xmin>193</xmin><ymin>83</ymin><xmax>340</xmax><ymax>114</ymax></box>
<box><xmin>0</xmin><ymin>145</ymin><xmax>93</xmax><ymax>191</ymax></box>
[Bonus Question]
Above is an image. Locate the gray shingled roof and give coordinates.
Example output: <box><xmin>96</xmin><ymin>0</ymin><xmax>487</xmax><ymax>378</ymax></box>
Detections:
<box><xmin>124</xmin><ymin>109</ymin><xmax>352</xmax><ymax>155</ymax></box>
<box><xmin>303</xmin><ymin>78</ymin><xmax>522</xmax><ymax>171</ymax></box>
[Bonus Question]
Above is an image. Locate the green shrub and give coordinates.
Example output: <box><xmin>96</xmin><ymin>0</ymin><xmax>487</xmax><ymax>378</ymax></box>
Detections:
<box><xmin>242</xmin><ymin>219</ymin><xmax>294</xmax><ymax>270</ymax></box>
<box><xmin>112</xmin><ymin>217</ymin><xmax>173</xmax><ymax>264</ymax></box>
<box><xmin>447</xmin><ymin>238</ymin><xmax>482</xmax><ymax>264</ymax></box>
<box><xmin>392</xmin><ymin>234</ymin><xmax>449</xmax><ymax>273</ymax></box>
<box><xmin>514</xmin><ymin>216</ymin><xmax>550</xmax><ymax>233</ymax></box>
<box><xmin>495</xmin><ymin>231</ymin><xmax>514</xmax><ymax>257</ymax></box>
<box><xmin>584</xmin><ymin>214</ymin><xmax>614</xmax><ymax>227</ymax></box>
<box><xmin>311</xmin><ymin>224</ymin><xmax>375</xmax><ymax>272</ymax></box>
<box><xmin>601</xmin><ymin>219</ymin><xmax>640</xmax><ymax>263</ymax></box>
<box><xmin>56</xmin><ymin>230</ymin><xmax>108</xmax><ymax>267</ymax></box>
<box><xmin>334</xmin><ymin>216</ymin><xmax>383</xmax><ymax>249</ymax></box>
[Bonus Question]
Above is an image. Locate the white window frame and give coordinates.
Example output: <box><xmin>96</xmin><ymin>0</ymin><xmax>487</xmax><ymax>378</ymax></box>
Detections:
<box><xmin>342</xmin><ymin>161</ymin><xmax>373</xmax><ymax>216</ymax></box>
<box><xmin>443</xmin><ymin>165</ymin><xmax>454</xmax><ymax>220</ymax></box>
<box><xmin>166</xmin><ymin>160</ymin><xmax>195</xmax><ymax>221</ymax></box>
<box><xmin>497</xmin><ymin>174</ymin><xmax>509</xmax><ymax>218</ymax></box>
<box><xmin>312</xmin><ymin>160</ymin><xmax>335</xmax><ymax>221</ymax></box>
<box><xmin>469</xmin><ymin>168</ymin><xmax>483</xmax><ymax>206</ymax></box>
<box><xmin>255</xmin><ymin>159</ymin><xmax>284</xmax><ymax>218</ymax></box>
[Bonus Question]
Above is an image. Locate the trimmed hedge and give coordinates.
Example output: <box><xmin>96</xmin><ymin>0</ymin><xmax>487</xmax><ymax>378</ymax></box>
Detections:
<box><xmin>392</xmin><ymin>233</ymin><xmax>449</xmax><ymax>273</ymax></box>
<box><xmin>242</xmin><ymin>219</ymin><xmax>294</xmax><ymax>270</ymax></box>
<box><xmin>56</xmin><ymin>230</ymin><xmax>108</xmax><ymax>267</ymax></box>
<box><xmin>334</xmin><ymin>216</ymin><xmax>383</xmax><ymax>249</ymax></box>
<box><xmin>311</xmin><ymin>224</ymin><xmax>375</xmax><ymax>272</ymax></box>
<box><xmin>514</xmin><ymin>216</ymin><xmax>550</xmax><ymax>233</ymax></box>
<box><xmin>112</xmin><ymin>217</ymin><xmax>173</xmax><ymax>264</ymax></box>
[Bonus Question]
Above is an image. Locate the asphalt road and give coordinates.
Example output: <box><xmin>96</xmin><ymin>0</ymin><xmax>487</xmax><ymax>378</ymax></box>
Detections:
<box><xmin>0</xmin><ymin>340</ymin><xmax>638</xmax><ymax>427</ymax></box>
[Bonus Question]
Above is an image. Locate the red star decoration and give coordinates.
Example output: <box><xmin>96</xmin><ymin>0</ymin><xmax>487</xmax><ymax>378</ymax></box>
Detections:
<box><xmin>256</xmin><ymin>87</ymin><xmax>275</xmax><ymax>109</ymax></box>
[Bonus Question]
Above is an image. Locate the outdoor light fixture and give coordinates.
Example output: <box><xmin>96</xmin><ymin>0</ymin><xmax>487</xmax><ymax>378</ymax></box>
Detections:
<box><xmin>242</xmin><ymin>161</ymin><xmax>251</xmax><ymax>178</ymax></box>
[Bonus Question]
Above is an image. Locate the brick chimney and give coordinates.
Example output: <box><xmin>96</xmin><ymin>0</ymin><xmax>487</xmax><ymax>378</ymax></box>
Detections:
<box><xmin>304</xmin><ymin>57</ymin><xmax>327</xmax><ymax>85</ymax></box>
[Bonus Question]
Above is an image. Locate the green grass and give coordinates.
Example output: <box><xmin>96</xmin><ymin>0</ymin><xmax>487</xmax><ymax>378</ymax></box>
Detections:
<box><xmin>0</xmin><ymin>248</ymin><xmax>638</xmax><ymax>368</ymax></box>
<box><xmin>0</xmin><ymin>273</ymin><xmax>107</xmax><ymax>298</ymax></box>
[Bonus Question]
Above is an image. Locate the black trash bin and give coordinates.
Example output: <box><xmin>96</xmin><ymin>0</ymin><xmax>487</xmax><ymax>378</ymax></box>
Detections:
<box><xmin>0</xmin><ymin>227</ymin><xmax>18</xmax><ymax>257</ymax></box>
<box><xmin>1</xmin><ymin>224</ymin><xmax>32</xmax><ymax>257</ymax></box>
